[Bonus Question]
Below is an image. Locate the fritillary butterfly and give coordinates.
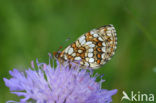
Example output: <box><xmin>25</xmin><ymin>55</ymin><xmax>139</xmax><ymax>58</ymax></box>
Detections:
<box><xmin>54</xmin><ymin>24</ymin><xmax>117</xmax><ymax>69</ymax></box>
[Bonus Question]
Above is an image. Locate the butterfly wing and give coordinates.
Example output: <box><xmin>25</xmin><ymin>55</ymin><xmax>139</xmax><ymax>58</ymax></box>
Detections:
<box><xmin>59</xmin><ymin>24</ymin><xmax>117</xmax><ymax>69</ymax></box>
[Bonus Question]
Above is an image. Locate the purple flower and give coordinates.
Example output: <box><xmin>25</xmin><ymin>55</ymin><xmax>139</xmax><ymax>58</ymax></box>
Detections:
<box><xmin>4</xmin><ymin>57</ymin><xmax>117</xmax><ymax>103</ymax></box>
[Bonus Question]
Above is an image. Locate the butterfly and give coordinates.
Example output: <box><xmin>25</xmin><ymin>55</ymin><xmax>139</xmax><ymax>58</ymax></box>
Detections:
<box><xmin>54</xmin><ymin>24</ymin><xmax>117</xmax><ymax>69</ymax></box>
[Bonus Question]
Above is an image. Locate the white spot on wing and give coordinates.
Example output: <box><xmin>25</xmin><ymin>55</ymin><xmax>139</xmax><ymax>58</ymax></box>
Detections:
<box><xmin>102</xmin><ymin>47</ymin><xmax>106</xmax><ymax>52</ymax></box>
<box><xmin>76</xmin><ymin>41</ymin><xmax>80</xmax><ymax>47</ymax></box>
<box><xmin>90</xmin><ymin>63</ymin><xmax>98</xmax><ymax>68</ymax></box>
<box><xmin>64</xmin><ymin>55</ymin><xmax>67</xmax><ymax>60</ymax></box>
<box><xmin>85</xmin><ymin>58</ymin><xmax>89</xmax><ymax>61</ymax></box>
<box><xmin>114</xmin><ymin>46</ymin><xmax>117</xmax><ymax>49</ymax></box>
<box><xmin>85</xmin><ymin>41</ymin><xmax>92</xmax><ymax>45</ymax></box>
<box><xmin>79</xmin><ymin>35</ymin><xmax>85</xmax><ymax>43</ymax></box>
<box><xmin>102</xmin><ymin>53</ymin><xmax>105</xmax><ymax>58</ymax></box>
<box><xmin>68</xmin><ymin>48</ymin><xmax>74</xmax><ymax>55</ymax></box>
<box><xmin>98</xmin><ymin>37</ymin><xmax>103</xmax><ymax>41</ymax></box>
<box><xmin>78</xmin><ymin>50</ymin><xmax>83</xmax><ymax>53</ymax></box>
<box><xmin>90</xmin><ymin>29</ymin><xmax>97</xmax><ymax>34</ymax></box>
<box><xmin>89</xmin><ymin>58</ymin><xmax>94</xmax><ymax>62</ymax></box>
<box><xmin>75</xmin><ymin>57</ymin><xmax>81</xmax><ymax>60</ymax></box>
<box><xmin>101</xmin><ymin>60</ymin><xmax>106</xmax><ymax>65</ymax></box>
<box><xmin>88</xmin><ymin>53</ymin><xmax>93</xmax><ymax>57</ymax></box>
<box><xmin>88</xmin><ymin>48</ymin><xmax>93</xmax><ymax>52</ymax></box>
<box><xmin>107</xmin><ymin>33</ymin><xmax>111</xmax><ymax>36</ymax></box>
<box><xmin>64</xmin><ymin>46</ymin><xmax>70</xmax><ymax>53</ymax></box>
<box><xmin>80</xmin><ymin>40</ymin><xmax>86</xmax><ymax>45</ymax></box>
<box><xmin>89</xmin><ymin>44</ymin><xmax>95</xmax><ymax>47</ymax></box>
<box><xmin>107</xmin><ymin>27</ymin><xmax>112</xmax><ymax>31</ymax></box>
<box><xmin>102</xmin><ymin>42</ymin><xmax>106</xmax><ymax>46</ymax></box>
<box><xmin>93</xmin><ymin>34</ymin><xmax>98</xmax><ymax>37</ymax></box>
<box><xmin>106</xmin><ymin>31</ymin><xmax>111</xmax><ymax>34</ymax></box>
<box><xmin>72</xmin><ymin>53</ymin><xmax>76</xmax><ymax>57</ymax></box>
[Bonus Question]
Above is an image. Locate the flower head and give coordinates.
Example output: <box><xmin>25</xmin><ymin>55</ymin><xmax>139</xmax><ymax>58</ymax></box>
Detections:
<box><xmin>4</xmin><ymin>57</ymin><xmax>117</xmax><ymax>103</ymax></box>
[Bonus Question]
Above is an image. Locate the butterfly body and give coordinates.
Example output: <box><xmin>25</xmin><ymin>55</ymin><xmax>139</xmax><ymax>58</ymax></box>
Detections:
<box><xmin>55</xmin><ymin>24</ymin><xmax>117</xmax><ymax>69</ymax></box>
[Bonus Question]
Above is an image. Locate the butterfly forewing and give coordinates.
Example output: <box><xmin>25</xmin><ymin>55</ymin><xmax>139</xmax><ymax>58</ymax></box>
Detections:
<box><xmin>58</xmin><ymin>24</ymin><xmax>117</xmax><ymax>69</ymax></box>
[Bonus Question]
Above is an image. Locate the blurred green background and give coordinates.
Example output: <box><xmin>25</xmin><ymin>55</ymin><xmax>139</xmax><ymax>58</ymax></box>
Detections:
<box><xmin>0</xmin><ymin>0</ymin><xmax>156</xmax><ymax>102</ymax></box>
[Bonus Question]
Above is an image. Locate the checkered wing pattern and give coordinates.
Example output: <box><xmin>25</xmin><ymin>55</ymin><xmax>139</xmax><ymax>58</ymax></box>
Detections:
<box><xmin>58</xmin><ymin>24</ymin><xmax>117</xmax><ymax>69</ymax></box>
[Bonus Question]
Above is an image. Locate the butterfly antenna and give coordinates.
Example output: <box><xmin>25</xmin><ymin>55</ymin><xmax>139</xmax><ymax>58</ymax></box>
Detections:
<box><xmin>53</xmin><ymin>37</ymin><xmax>71</xmax><ymax>56</ymax></box>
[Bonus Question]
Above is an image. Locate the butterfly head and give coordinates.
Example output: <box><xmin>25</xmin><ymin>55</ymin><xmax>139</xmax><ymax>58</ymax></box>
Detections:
<box><xmin>53</xmin><ymin>46</ymin><xmax>63</xmax><ymax>59</ymax></box>
<box><xmin>53</xmin><ymin>51</ymin><xmax>61</xmax><ymax>59</ymax></box>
